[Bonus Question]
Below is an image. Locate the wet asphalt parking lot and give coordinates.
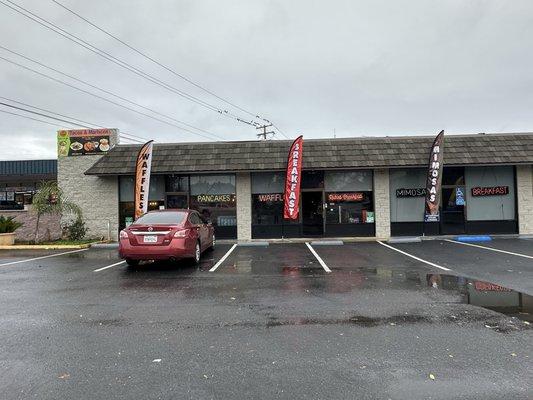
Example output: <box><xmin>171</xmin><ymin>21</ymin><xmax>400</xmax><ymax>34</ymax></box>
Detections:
<box><xmin>0</xmin><ymin>239</ymin><xmax>532</xmax><ymax>399</ymax></box>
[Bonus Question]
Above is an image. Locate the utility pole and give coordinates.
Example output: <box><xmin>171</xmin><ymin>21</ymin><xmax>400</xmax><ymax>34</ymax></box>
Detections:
<box><xmin>256</xmin><ymin>123</ymin><xmax>274</xmax><ymax>140</ymax></box>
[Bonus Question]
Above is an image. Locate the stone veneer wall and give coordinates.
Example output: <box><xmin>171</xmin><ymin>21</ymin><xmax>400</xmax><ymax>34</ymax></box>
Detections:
<box><xmin>57</xmin><ymin>132</ymin><xmax>120</xmax><ymax>241</ymax></box>
<box><xmin>0</xmin><ymin>208</ymin><xmax>61</xmax><ymax>243</ymax></box>
<box><xmin>236</xmin><ymin>172</ymin><xmax>252</xmax><ymax>241</ymax></box>
<box><xmin>373</xmin><ymin>168</ymin><xmax>391</xmax><ymax>239</ymax></box>
<box><xmin>517</xmin><ymin>164</ymin><xmax>533</xmax><ymax>235</ymax></box>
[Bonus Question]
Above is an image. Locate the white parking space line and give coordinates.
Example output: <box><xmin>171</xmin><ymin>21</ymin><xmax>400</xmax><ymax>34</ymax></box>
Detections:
<box><xmin>93</xmin><ymin>260</ymin><xmax>126</xmax><ymax>272</ymax></box>
<box><xmin>0</xmin><ymin>248</ymin><xmax>89</xmax><ymax>267</ymax></box>
<box><xmin>444</xmin><ymin>239</ymin><xmax>533</xmax><ymax>260</ymax></box>
<box><xmin>377</xmin><ymin>241</ymin><xmax>451</xmax><ymax>272</ymax></box>
<box><xmin>209</xmin><ymin>244</ymin><xmax>237</xmax><ymax>272</ymax></box>
<box><xmin>305</xmin><ymin>242</ymin><xmax>332</xmax><ymax>273</ymax></box>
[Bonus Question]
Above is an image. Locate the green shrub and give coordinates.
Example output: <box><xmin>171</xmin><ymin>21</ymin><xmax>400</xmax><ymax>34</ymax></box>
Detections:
<box><xmin>0</xmin><ymin>216</ymin><xmax>23</xmax><ymax>233</ymax></box>
<box><xmin>64</xmin><ymin>218</ymin><xmax>87</xmax><ymax>241</ymax></box>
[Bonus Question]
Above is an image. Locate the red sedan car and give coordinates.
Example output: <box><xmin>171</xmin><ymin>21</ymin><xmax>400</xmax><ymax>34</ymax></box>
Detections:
<box><xmin>119</xmin><ymin>210</ymin><xmax>215</xmax><ymax>266</ymax></box>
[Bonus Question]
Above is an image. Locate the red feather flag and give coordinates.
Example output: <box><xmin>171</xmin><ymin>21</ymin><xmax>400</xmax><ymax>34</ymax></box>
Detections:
<box><xmin>283</xmin><ymin>135</ymin><xmax>304</xmax><ymax>220</ymax></box>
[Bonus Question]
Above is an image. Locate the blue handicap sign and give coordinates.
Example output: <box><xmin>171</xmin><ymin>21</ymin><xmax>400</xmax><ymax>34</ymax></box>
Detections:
<box><xmin>456</xmin><ymin>188</ymin><xmax>465</xmax><ymax>206</ymax></box>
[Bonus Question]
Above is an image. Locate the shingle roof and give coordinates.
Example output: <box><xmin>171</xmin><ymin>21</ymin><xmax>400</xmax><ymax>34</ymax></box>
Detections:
<box><xmin>85</xmin><ymin>133</ymin><xmax>533</xmax><ymax>175</ymax></box>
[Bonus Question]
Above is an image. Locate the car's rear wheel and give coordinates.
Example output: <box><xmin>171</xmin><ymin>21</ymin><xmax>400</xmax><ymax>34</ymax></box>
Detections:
<box><xmin>193</xmin><ymin>241</ymin><xmax>201</xmax><ymax>265</ymax></box>
<box><xmin>126</xmin><ymin>259</ymin><xmax>139</xmax><ymax>267</ymax></box>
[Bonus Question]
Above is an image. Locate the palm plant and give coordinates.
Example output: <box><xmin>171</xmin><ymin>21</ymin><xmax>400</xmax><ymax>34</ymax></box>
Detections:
<box><xmin>0</xmin><ymin>216</ymin><xmax>23</xmax><ymax>234</ymax></box>
<box><xmin>32</xmin><ymin>181</ymin><xmax>82</xmax><ymax>243</ymax></box>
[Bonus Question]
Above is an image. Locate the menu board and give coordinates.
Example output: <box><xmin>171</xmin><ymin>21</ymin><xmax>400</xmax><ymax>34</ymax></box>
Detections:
<box><xmin>57</xmin><ymin>129</ymin><xmax>113</xmax><ymax>157</ymax></box>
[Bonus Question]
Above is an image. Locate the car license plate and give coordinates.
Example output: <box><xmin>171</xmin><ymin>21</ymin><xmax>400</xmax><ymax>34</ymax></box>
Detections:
<box><xmin>143</xmin><ymin>235</ymin><xmax>157</xmax><ymax>243</ymax></box>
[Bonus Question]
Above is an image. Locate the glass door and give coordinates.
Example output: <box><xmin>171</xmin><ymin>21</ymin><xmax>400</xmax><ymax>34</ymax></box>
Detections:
<box><xmin>440</xmin><ymin>186</ymin><xmax>466</xmax><ymax>234</ymax></box>
<box><xmin>301</xmin><ymin>191</ymin><xmax>324</xmax><ymax>236</ymax></box>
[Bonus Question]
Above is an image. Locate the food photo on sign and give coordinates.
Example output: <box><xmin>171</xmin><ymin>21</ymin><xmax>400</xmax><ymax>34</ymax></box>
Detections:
<box><xmin>57</xmin><ymin>129</ymin><xmax>113</xmax><ymax>157</ymax></box>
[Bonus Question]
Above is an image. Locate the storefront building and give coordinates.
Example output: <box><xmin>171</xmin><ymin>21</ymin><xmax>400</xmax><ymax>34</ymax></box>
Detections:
<box><xmin>58</xmin><ymin>132</ymin><xmax>533</xmax><ymax>241</ymax></box>
<box><xmin>0</xmin><ymin>159</ymin><xmax>57</xmax><ymax>209</ymax></box>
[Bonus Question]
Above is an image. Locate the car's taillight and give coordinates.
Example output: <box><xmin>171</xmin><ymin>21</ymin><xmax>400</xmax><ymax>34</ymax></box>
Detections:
<box><xmin>119</xmin><ymin>230</ymin><xmax>129</xmax><ymax>239</ymax></box>
<box><xmin>174</xmin><ymin>229</ymin><xmax>189</xmax><ymax>238</ymax></box>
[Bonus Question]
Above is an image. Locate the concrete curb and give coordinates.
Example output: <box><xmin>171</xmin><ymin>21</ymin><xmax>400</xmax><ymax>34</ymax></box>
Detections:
<box><xmin>0</xmin><ymin>243</ymin><xmax>97</xmax><ymax>250</ymax></box>
<box><xmin>388</xmin><ymin>237</ymin><xmax>422</xmax><ymax>244</ymax></box>
<box><xmin>237</xmin><ymin>241</ymin><xmax>269</xmax><ymax>247</ymax></box>
<box><xmin>90</xmin><ymin>243</ymin><xmax>119</xmax><ymax>249</ymax></box>
<box><xmin>311</xmin><ymin>240</ymin><xmax>344</xmax><ymax>246</ymax></box>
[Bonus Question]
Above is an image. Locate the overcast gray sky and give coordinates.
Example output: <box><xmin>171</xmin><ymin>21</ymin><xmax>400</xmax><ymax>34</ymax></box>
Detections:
<box><xmin>0</xmin><ymin>0</ymin><xmax>532</xmax><ymax>159</ymax></box>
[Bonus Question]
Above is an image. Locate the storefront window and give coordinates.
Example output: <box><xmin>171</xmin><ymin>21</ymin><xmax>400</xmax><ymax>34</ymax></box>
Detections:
<box><xmin>325</xmin><ymin>192</ymin><xmax>374</xmax><ymax>224</ymax></box>
<box><xmin>118</xmin><ymin>176</ymin><xmax>165</xmax><ymax>229</ymax></box>
<box><xmin>251</xmin><ymin>172</ymin><xmax>300</xmax><ymax>226</ymax></box>
<box><xmin>252</xmin><ymin>193</ymin><xmax>284</xmax><ymax>225</ymax></box>
<box><xmin>119</xmin><ymin>175</ymin><xmax>165</xmax><ymax>202</ymax></box>
<box><xmin>325</xmin><ymin>170</ymin><xmax>373</xmax><ymax>191</ymax></box>
<box><xmin>190</xmin><ymin>174</ymin><xmax>235</xmax><ymax>195</ymax></box>
<box><xmin>251</xmin><ymin>172</ymin><xmax>284</xmax><ymax>194</ymax></box>
<box><xmin>189</xmin><ymin>174</ymin><xmax>236</xmax><ymax>229</ymax></box>
<box><xmin>118</xmin><ymin>200</ymin><xmax>164</xmax><ymax>229</ymax></box>
<box><xmin>389</xmin><ymin>168</ymin><xmax>426</xmax><ymax>222</ymax></box>
<box><xmin>465</xmin><ymin>166</ymin><xmax>516</xmax><ymax>221</ymax></box>
<box><xmin>190</xmin><ymin>194</ymin><xmax>236</xmax><ymax>227</ymax></box>
<box><xmin>165</xmin><ymin>175</ymin><xmax>189</xmax><ymax>192</ymax></box>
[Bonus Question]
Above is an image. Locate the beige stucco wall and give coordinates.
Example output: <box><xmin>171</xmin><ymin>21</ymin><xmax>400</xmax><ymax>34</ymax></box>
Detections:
<box><xmin>517</xmin><ymin>164</ymin><xmax>533</xmax><ymax>235</ymax></box>
<box><xmin>236</xmin><ymin>172</ymin><xmax>252</xmax><ymax>241</ymax></box>
<box><xmin>57</xmin><ymin>132</ymin><xmax>120</xmax><ymax>241</ymax></box>
<box><xmin>373</xmin><ymin>168</ymin><xmax>391</xmax><ymax>239</ymax></box>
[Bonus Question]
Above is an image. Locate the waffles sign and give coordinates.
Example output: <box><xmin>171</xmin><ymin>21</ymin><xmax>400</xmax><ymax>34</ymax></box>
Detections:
<box><xmin>134</xmin><ymin>141</ymin><xmax>154</xmax><ymax>220</ymax></box>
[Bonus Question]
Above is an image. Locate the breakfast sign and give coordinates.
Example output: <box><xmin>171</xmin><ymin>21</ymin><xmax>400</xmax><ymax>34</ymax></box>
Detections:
<box><xmin>57</xmin><ymin>129</ymin><xmax>113</xmax><ymax>157</ymax></box>
<box><xmin>283</xmin><ymin>135</ymin><xmax>303</xmax><ymax>220</ymax></box>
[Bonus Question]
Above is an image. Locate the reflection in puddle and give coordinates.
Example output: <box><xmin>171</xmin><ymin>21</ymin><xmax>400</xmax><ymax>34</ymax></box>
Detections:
<box><xmin>426</xmin><ymin>273</ymin><xmax>532</xmax><ymax>323</ymax></box>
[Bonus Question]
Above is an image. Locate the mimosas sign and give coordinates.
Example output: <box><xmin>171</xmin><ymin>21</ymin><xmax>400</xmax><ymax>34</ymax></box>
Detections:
<box><xmin>424</xmin><ymin>131</ymin><xmax>444</xmax><ymax>222</ymax></box>
<box><xmin>283</xmin><ymin>135</ymin><xmax>303</xmax><ymax>220</ymax></box>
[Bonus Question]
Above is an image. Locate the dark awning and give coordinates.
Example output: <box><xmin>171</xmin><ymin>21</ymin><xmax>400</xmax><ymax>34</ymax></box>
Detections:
<box><xmin>85</xmin><ymin>133</ymin><xmax>533</xmax><ymax>176</ymax></box>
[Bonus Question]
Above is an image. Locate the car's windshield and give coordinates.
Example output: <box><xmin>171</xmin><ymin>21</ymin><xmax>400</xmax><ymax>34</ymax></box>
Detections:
<box><xmin>134</xmin><ymin>211</ymin><xmax>186</xmax><ymax>225</ymax></box>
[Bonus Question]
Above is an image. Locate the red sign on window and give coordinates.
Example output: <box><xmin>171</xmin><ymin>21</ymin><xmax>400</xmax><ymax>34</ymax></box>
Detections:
<box><xmin>327</xmin><ymin>193</ymin><xmax>364</xmax><ymax>202</ymax></box>
<box><xmin>471</xmin><ymin>186</ymin><xmax>509</xmax><ymax>197</ymax></box>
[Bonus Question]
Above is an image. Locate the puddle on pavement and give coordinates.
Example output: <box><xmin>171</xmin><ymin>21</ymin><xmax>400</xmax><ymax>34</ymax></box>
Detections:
<box><xmin>428</xmin><ymin>273</ymin><xmax>533</xmax><ymax>324</ymax></box>
<box><xmin>120</xmin><ymin>255</ymin><xmax>533</xmax><ymax>326</ymax></box>
<box><xmin>219</xmin><ymin>264</ymin><xmax>532</xmax><ymax>324</ymax></box>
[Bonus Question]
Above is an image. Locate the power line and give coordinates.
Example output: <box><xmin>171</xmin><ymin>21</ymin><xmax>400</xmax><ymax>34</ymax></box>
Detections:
<box><xmin>0</xmin><ymin>55</ymin><xmax>223</xmax><ymax>141</ymax></box>
<box><xmin>0</xmin><ymin>101</ymin><xmax>91</xmax><ymax>128</ymax></box>
<box><xmin>51</xmin><ymin>0</ymin><xmax>269</xmax><ymax>121</ymax></box>
<box><xmin>0</xmin><ymin>95</ymin><xmax>101</xmax><ymax>129</ymax></box>
<box><xmin>0</xmin><ymin>95</ymin><xmax>148</xmax><ymax>143</ymax></box>
<box><xmin>271</xmin><ymin>123</ymin><xmax>290</xmax><ymax>139</ymax></box>
<box><xmin>0</xmin><ymin>108</ymin><xmax>77</xmax><ymax>129</ymax></box>
<box><xmin>0</xmin><ymin>45</ymin><xmax>220</xmax><ymax>139</ymax></box>
<box><xmin>1</xmin><ymin>0</ymin><xmax>263</xmax><ymax>130</ymax></box>
<box><xmin>0</xmin><ymin>100</ymin><xmax>145</xmax><ymax>143</ymax></box>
